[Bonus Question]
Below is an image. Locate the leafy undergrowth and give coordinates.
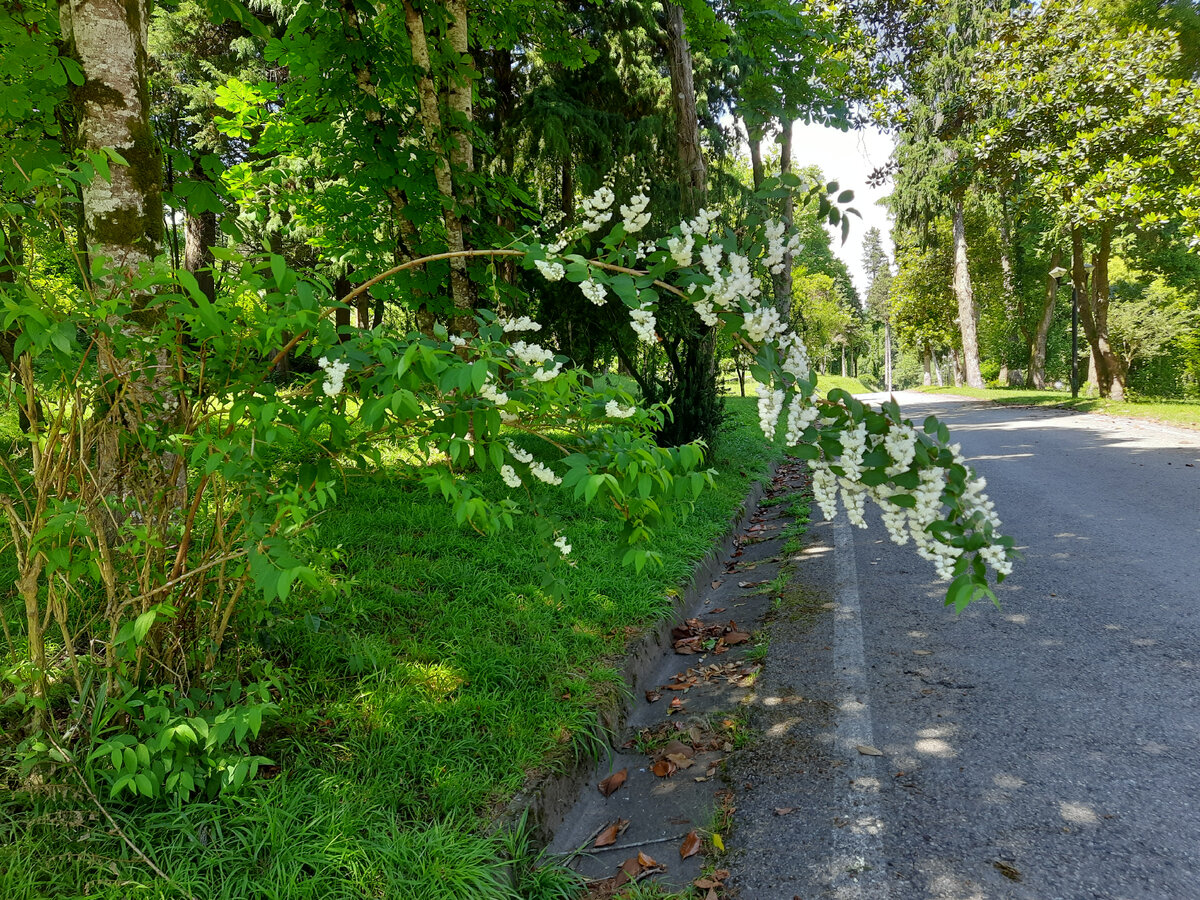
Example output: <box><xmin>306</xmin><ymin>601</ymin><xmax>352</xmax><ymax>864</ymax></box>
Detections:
<box><xmin>915</xmin><ymin>384</ymin><xmax>1200</xmax><ymax>430</ymax></box>
<box><xmin>0</xmin><ymin>398</ymin><xmax>781</xmax><ymax>900</ymax></box>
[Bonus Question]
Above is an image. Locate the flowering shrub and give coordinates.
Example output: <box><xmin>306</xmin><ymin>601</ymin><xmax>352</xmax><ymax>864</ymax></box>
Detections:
<box><xmin>2</xmin><ymin>167</ymin><xmax>1013</xmax><ymax>792</ymax></box>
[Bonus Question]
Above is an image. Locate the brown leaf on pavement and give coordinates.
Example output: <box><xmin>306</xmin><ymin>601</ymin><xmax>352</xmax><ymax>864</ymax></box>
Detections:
<box><xmin>775</xmin><ymin>807</ymin><xmax>796</xmax><ymax>816</ymax></box>
<box><xmin>636</xmin><ymin>851</ymin><xmax>661</xmax><ymax>869</ymax></box>
<box><xmin>661</xmin><ymin>739</ymin><xmax>695</xmax><ymax>759</ymax></box>
<box><xmin>651</xmin><ymin>759</ymin><xmax>676</xmax><ymax>777</ymax></box>
<box><xmin>856</xmin><ymin>744</ymin><xmax>884</xmax><ymax>756</ymax></box>
<box><xmin>598</xmin><ymin>769</ymin><xmax>627</xmax><ymax>797</ymax></box>
<box><xmin>666</xmin><ymin>753</ymin><xmax>695</xmax><ymax>769</ymax></box>
<box><xmin>645</xmin><ymin>688</ymin><xmax>662</xmax><ymax>703</ymax></box>
<box><xmin>723</xmin><ymin>631</ymin><xmax>751</xmax><ymax>646</ymax></box>
<box><xmin>594</xmin><ymin>818</ymin><xmax>629</xmax><ymax>848</ymax></box>
<box><xmin>680</xmin><ymin>830</ymin><xmax>702</xmax><ymax>859</ymax></box>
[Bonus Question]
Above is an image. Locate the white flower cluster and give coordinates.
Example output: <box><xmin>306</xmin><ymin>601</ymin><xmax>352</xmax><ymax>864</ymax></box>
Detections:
<box><xmin>449</xmin><ymin>334</ymin><xmax>468</xmax><ymax>348</ymax></box>
<box><xmin>838</xmin><ymin>423</ymin><xmax>868</xmax><ymax>481</ymax></box>
<box><xmin>317</xmin><ymin>356</ymin><xmax>350</xmax><ymax>397</ymax></box>
<box><xmin>530</xmin><ymin>461</ymin><xmax>562</xmax><ymax>485</ymax></box>
<box><xmin>742</xmin><ymin>303</ymin><xmax>786</xmax><ymax>344</ymax></box>
<box><xmin>506</xmin><ymin>441</ymin><xmax>533</xmax><ymax>464</ymax></box>
<box><xmin>605</xmin><ymin>400</ymin><xmax>635</xmax><ymax>419</ymax></box>
<box><xmin>554</xmin><ymin>534</ymin><xmax>572</xmax><ymax>557</ymax></box>
<box><xmin>501</xmin><ymin>464</ymin><xmax>522</xmax><ymax>488</ymax></box>
<box><xmin>757</xmin><ymin>389</ymin><xmax>784</xmax><ymax>437</ymax></box>
<box><xmin>501</xmin><ymin>316</ymin><xmax>542</xmax><ymax>333</ymax></box>
<box><xmin>579</xmin><ymin>182</ymin><xmax>615</xmax><ymax>234</ymax></box>
<box><xmin>763</xmin><ymin>218</ymin><xmax>803</xmax><ymax>274</ymax></box>
<box><xmin>581</xmin><ymin>279</ymin><xmax>607</xmax><ymax>306</ymax></box>
<box><xmin>630</xmin><ymin>305</ymin><xmax>656</xmax><ymax>344</ymax></box>
<box><xmin>777</xmin><ymin>333</ymin><xmax>811</xmax><ymax>382</ymax></box>
<box><xmin>810</xmin><ymin>461</ymin><xmax>838</xmax><ymax>520</ymax></box>
<box><xmin>510</xmin><ymin>341</ymin><xmax>563</xmax><ymax>381</ymax></box>
<box><xmin>680</xmin><ymin>207</ymin><xmax>718</xmax><ymax>237</ymax></box>
<box><xmin>480</xmin><ymin>375</ymin><xmax>509</xmax><ymax>406</ymax></box>
<box><xmin>839</xmin><ymin>478</ymin><xmax>868</xmax><ymax>527</ymax></box>
<box><xmin>884</xmin><ymin>423</ymin><xmax>917</xmax><ymax>475</ymax></box>
<box><xmin>535</xmin><ymin>259</ymin><xmax>565</xmax><ymax>282</ymax></box>
<box><xmin>784</xmin><ymin>395</ymin><xmax>820</xmax><ymax>444</ymax></box>
<box><xmin>667</xmin><ymin>233</ymin><xmax>693</xmax><ymax>268</ymax></box>
<box><xmin>620</xmin><ymin>182</ymin><xmax>651</xmax><ymax>233</ymax></box>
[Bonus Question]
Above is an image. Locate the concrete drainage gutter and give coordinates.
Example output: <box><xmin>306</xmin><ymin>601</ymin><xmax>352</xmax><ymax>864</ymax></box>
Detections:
<box><xmin>496</xmin><ymin>461</ymin><xmax>781</xmax><ymax>847</ymax></box>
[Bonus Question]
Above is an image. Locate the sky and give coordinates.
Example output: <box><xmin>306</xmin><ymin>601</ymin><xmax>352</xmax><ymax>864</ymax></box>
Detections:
<box><xmin>789</xmin><ymin>121</ymin><xmax>896</xmax><ymax>302</ymax></box>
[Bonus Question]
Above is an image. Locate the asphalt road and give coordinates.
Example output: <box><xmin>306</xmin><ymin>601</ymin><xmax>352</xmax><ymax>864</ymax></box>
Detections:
<box><xmin>729</xmin><ymin>392</ymin><xmax>1200</xmax><ymax>900</ymax></box>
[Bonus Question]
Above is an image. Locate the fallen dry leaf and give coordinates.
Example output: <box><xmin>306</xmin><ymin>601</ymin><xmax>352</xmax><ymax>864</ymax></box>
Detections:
<box><xmin>913</xmin><ymin>649</ymin><xmax>933</xmax><ymax>656</ymax></box>
<box><xmin>738</xmin><ymin>580</ymin><xmax>767</xmax><ymax>589</ymax></box>
<box><xmin>636</xmin><ymin>851</ymin><xmax>659</xmax><ymax>868</ymax></box>
<box><xmin>705</xmin><ymin>889</ymin><xmax>718</xmax><ymax>900</ymax></box>
<box><xmin>775</xmin><ymin>807</ymin><xmax>796</xmax><ymax>816</ymax></box>
<box><xmin>694</xmin><ymin>877</ymin><xmax>719</xmax><ymax>890</ymax></box>
<box><xmin>665</xmin><ymin>681</ymin><xmax>693</xmax><ymax>691</ymax></box>
<box><xmin>619</xmin><ymin>856</ymin><xmax>642</xmax><ymax>878</ymax></box>
<box><xmin>723</xmin><ymin>631</ymin><xmax>751</xmax><ymax>646</ymax></box>
<box><xmin>652</xmin><ymin>759</ymin><xmax>677</xmax><ymax>777</ymax></box>
<box><xmin>661</xmin><ymin>740</ymin><xmax>695</xmax><ymax>759</ymax></box>
<box><xmin>680</xmin><ymin>830</ymin><xmax>702</xmax><ymax>860</ymax></box>
<box><xmin>993</xmin><ymin>860</ymin><xmax>1023</xmax><ymax>882</ymax></box>
<box><xmin>711</xmin><ymin>580</ymin><xmax>722</xmax><ymax>589</ymax></box>
<box><xmin>645</xmin><ymin>688</ymin><xmax>662</xmax><ymax>703</ymax></box>
<box><xmin>856</xmin><ymin>744</ymin><xmax>884</xmax><ymax>757</ymax></box>
<box><xmin>594</xmin><ymin>818</ymin><xmax>629</xmax><ymax>848</ymax></box>
<box><xmin>688</xmin><ymin>725</ymin><xmax>704</xmax><ymax>745</ymax></box>
<box><xmin>667</xmin><ymin>753</ymin><xmax>695</xmax><ymax>769</ymax></box>
<box><xmin>668</xmin><ymin>697</ymin><xmax>686</xmax><ymax>714</ymax></box>
<box><xmin>710</xmin><ymin>607</ymin><xmax>726</xmax><ymax>614</ymax></box>
<box><xmin>598</xmin><ymin>769</ymin><xmax>627</xmax><ymax>797</ymax></box>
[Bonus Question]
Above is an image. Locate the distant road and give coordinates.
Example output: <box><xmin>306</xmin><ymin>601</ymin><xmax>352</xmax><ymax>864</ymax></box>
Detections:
<box><xmin>731</xmin><ymin>392</ymin><xmax>1200</xmax><ymax>899</ymax></box>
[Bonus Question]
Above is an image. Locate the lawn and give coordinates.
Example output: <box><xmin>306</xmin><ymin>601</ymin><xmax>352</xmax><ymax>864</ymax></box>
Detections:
<box><xmin>1</xmin><ymin>397</ymin><xmax>782</xmax><ymax>900</ymax></box>
<box><xmin>914</xmin><ymin>385</ymin><xmax>1200</xmax><ymax>431</ymax></box>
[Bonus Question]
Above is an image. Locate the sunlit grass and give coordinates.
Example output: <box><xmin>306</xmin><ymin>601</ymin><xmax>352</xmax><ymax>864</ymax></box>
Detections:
<box><xmin>1</xmin><ymin>397</ymin><xmax>782</xmax><ymax>899</ymax></box>
<box><xmin>915</xmin><ymin>385</ymin><xmax>1200</xmax><ymax>430</ymax></box>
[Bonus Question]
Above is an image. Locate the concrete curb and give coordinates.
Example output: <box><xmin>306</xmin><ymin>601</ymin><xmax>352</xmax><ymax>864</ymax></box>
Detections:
<box><xmin>495</xmin><ymin>460</ymin><xmax>780</xmax><ymax>847</ymax></box>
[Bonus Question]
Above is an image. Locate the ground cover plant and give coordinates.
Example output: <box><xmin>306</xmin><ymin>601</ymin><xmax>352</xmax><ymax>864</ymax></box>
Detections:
<box><xmin>0</xmin><ymin>400</ymin><xmax>780</xmax><ymax>900</ymax></box>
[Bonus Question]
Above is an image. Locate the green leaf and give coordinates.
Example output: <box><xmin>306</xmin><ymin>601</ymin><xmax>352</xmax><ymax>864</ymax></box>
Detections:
<box><xmin>133</xmin><ymin>609</ymin><xmax>156</xmax><ymax>643</ymax></box>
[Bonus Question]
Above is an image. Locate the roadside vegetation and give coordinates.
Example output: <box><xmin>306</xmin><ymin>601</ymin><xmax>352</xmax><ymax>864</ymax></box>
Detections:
<box><xmin>915</xmin><ymin>385</ymin><xmax>1200</xmax><ymax>431</ymax></box>
<box><xmin>1</xmin><ymin>399</ymin><xmax>782</xmax><ymax>900</ymax></box>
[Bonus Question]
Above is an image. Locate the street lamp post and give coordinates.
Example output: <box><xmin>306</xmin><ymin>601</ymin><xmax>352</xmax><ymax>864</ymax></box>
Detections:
<box><xmin>1049</xmin><ymin>262</ymin><xmax>1092</xmax><ymax>398</ymax></box>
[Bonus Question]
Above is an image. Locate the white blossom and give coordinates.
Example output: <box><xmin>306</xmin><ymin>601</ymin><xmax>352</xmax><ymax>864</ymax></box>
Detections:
<box><xmin>757</xmin><ymin>389</ymin><xmax>784</xmax><ymax>438</ymax></box>
<box><xmin>500</xmin><ymin>316</ymin><xmax>542</xmax><ymax>333</ymax></box>
<box><xmin>554</xmin><ymin>534</ymin><xmax>572</xmax><ymax>556</ymax></box>
<box><xmin>317</xmin><ymin>356</ymin><xmax>350</xmax><ymax>397</ymax></box>
<box><xmin>581</xmin><ymin>279</ymin><xmax>607</xmax><ymax>306</ymax></box>
<box><xmin>619</xmin><ymin>185</ymin><xmax>651</xmax><ymax>234</ymax></box>
<box><xmin>535</xmin><ymin>259</ymin><xmax>565</xmax><ymax>282</ymax></box>
<box><xmin>500</xmin><ymin>465</ymin><xmax>522</xmax><ymax>488</ymax></box>
<box><xmin>667</xmin><ymin>233</ymin><xmax>694</xmax><ymax>268</ymax></box>
<box><xmin>630</xmin><ymin>306</ymin><xmax>657</xmax><ymax>344</ymax></box>
<box><xmin>506</xmin><ymin>441</ymin><xmax>533</xmax><ymax>464</ymax></box>
<box><xmin>480</xmin><ymin>375</ymin><xmax>509</xmax><ymax>406</ymax></box>
<box><xmin>606</xmin><ymin>400</ymin><xmax>636</xmax><ymax>418</ymax></box>
<box><xmin>530</xmin><ymin>461</ymin><xmax>562</xmax><ymax>485</ymax></box>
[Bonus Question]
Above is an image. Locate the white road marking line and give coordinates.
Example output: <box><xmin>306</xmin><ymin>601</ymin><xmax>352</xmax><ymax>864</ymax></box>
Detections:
<box><xmin>828</xmin><ymin>516</ymin><xmax>891</xmax><ymax>898</ymax></box>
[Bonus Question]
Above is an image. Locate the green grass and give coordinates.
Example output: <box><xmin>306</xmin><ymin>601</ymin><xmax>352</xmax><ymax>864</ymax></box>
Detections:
<box><xmin>722</xmin><ymin>372</ymin><xmax>871</xmax><ymax>399</ymax></box>
<box><xmin>1</xmin><ymin>398</ymin><xmax>782</xmax><ymax>900</ymax></box>
<box><xmin>914</xmin><ymin>385</ymin><xmax>1200</xmax><ymax>431</ymax></box>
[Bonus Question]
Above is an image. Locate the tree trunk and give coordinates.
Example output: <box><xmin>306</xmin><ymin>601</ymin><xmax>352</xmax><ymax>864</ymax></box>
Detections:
<box><xmin>663</xmin><ymin>1</ymin><xmax>706</xmax><ymax>217</ymax></box>
<box><xmin>60</xmin><ymin>0</ymin><xmax>182</xmax><ymax>527</ymax></box>
<box><xmin>885</xmin><ymin>320</ymin><xmax>893</xmax><ymax>392</ymax></box>
<box><xmin>772</xmin><ymin>119</ymin><xmax>796</xmax><ymax>319</ymax></box>
<box><xmin>748</xmin><ymin>128</ymin><xmax>765</xmax><ymax>191</ymax></box>
<box><xmin>951</xmin><ymin>198</ymin><xmax>984</xmax><ymax>388</ymax></box>
<box><xmin>1072</xmin><ymin>226</ymin><xmax>1123</xmax><ymax>399</ymax></box>
<box><xmin>184</xmin><ymin>162</ymin><xmax>217</xmax><ymax>304</ymax></box>
<box><xmin>923</xmin><ymin>347</ymin><xmax>932</xmax><ymax>386</ymax></box>
<box><xmin>1028</xmin><ymin>249</ymin><xmax>1061</xmax><ymax>390</ymax></box>
<box><xmin>404</xmin><ymin>0</ymin><xmax>473</xmax><ymax>330</ymax></box>
<box><xmin>1090</xmin><ymin>228</ymin><xmax>1124</xmax><ymax>399</ymax></box>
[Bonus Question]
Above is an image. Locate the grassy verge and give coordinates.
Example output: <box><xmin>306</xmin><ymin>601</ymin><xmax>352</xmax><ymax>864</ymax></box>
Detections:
<box><xmin>914</xmin><ymin>385</ymin><xmax>1200</xmax><ymax>431</ymax></box>
<box><xmin>1</xmin><ymin>398</ymin><xmax>782</xmax><ymax>900</ymax></box>
<box><xmin>720</xmin><ymin>373</ymin><xmax>871</xmax><ymax>398</ymax></box>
